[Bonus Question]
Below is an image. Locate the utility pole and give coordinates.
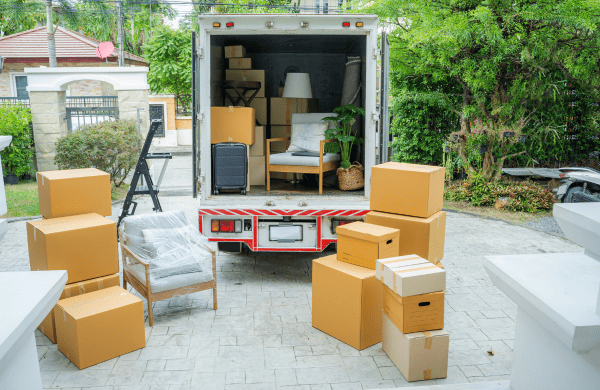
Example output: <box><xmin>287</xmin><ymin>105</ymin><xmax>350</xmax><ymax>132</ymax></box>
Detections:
<box><xmin>46</xmin><ymin>0</ymin><xmax>57</xmax><ymax>67</ymax></box>
<box><xmin>117</xmin><ymin>1</ymin><xmax>124</xmax><ymax>66</ymax></box>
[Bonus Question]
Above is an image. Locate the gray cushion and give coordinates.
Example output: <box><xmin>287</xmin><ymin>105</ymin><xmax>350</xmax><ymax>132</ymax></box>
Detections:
<box><xmin>122</xmin><ymin>210</ymin><xmax>189</xmax><ymax>250</ymax></box>
<box><xmin>269</xmin><ymin>152</ymin><xmax>340</xmax><ymax>167</ymax></box>
<box><xmin>128</xmin><ymin>264</ymin><xmax>214</xmax><ymax>293</ymax></box>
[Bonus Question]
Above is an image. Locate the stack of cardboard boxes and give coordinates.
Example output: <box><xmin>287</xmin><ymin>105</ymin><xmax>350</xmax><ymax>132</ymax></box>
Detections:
<box><xmin>29</xmin><ymin>168</ymin><xmax>146</xmax><ymax>369</ymax></box>
<box><xmin>312</xmin><ymin>162</ymin><xmax>449</xmax><ymax>382</ymax></box>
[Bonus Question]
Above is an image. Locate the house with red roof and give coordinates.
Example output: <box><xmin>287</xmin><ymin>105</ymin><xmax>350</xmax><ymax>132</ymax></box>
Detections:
<box><xmin>0</xmin><ymin>26</ymin><xmax>147</xmax><ymax>99</ymax></box>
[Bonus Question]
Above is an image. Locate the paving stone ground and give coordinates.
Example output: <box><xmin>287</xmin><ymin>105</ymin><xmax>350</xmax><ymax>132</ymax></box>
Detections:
<box><xmin>0</xmin><ymin>196</ymin><xmax>582</xmax><ymax>390</ymax></box>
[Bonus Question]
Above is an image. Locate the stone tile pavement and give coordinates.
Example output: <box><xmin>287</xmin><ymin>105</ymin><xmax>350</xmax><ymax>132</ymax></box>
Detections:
<box><xmin>0</xmin><ymin>196</ymin><xmax>582</xmax><ymax>389</ymax></box>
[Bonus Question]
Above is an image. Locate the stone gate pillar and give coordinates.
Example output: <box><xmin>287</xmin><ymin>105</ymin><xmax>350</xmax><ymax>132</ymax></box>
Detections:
<box><xmin>117</xmin><ymin>90</ymin><xmax>150</xmax><ymax>137</ymax></box>
<box><xmin>29</xmin><ymin>91</ymin><xmax>67</xmax><ymax>171</ymax></box>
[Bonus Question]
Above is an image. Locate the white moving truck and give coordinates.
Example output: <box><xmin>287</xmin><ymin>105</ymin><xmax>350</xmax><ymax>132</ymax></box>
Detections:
<box><xmin>192</xmin><ymin>14</ymin><xmax>389</xmax><ymax>252</ymax></box>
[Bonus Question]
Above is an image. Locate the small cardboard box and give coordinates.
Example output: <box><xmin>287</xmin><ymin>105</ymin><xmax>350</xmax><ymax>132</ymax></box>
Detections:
<box><xmin>211</xmin><ymin>106</ymin><xmax>256</xmax><ymax>144</ymax></box>
<box><xmin>55</xmin><ymin>286</ymin><xmax>146</xmax><ymax>369</ymax></box>
<box><xmin>37</xmin><ymin>168</ymin><xmax>112</xmax><ymax>219</ymax></box>
<box><xmin>38</xmin><ymin>274</ymin><xmax>120</xmax><ymax>344</ymax></box>
<box><xmin>382</xmin><ymin>312</ymin><xmax>449</xmax><ymax>382</ymax></box>
<box><xmin>229</xmin><ymin>57</ymin><xmax>252</xmax><ymax>69</ymax></box>
<box><xmin>225</xmin><ymin>45</ymin><xmax>246</xmax><ymax>58</ymax></box>
<box><xmin>370</xmin><ymin>162</ymin><xmax>445</xmax><ymax>218</ymax></box>
<box><xmin>376</xmin><ymin>255</ymin><xmax>430</xmax><ymax>286</ymax></box>
<box><xmin>383</xmin><ymin>285</ymin><xmax>444</xmax><ymax>334</ymax></box>
<box><xmin>377</xmin><ymin>256</ymin><xmax>446</xmax><ymax>297</ymax></box>
<box><xmin>225</xmin><ymin>97</ymin><xmax>267</xmax><ymax>126</ymax></box>
<box><xmin>269</xmin><ymin>126</ymin><xmax>291</xmax><ymax>153</ymax></box>
<box><xmin>366</xmin><ymin>211</ymin><xmax>446</xmax><ymax>264</ymax></box>
<box><xmin>27</xmin><ymin>213</ymin><xmax>119</xmax><ymax>284</ymax></box>
<box><xmin>250</xmin><ymin>156</ymin><xmax>266</xmax><ymax>186</ymax></box>
<box><xmin>336</xmin><ymin>222</ymin><xmax>400</xmax><ymax>269</ymax></box>
<box><xmin>270</xmin><ymin>98</ymin><xmax>318</xmax><ymax>125</ymax></box>
<box><xmin>249</xmin><ymin>126</ymin><xmax>266</xmax><ymax>156</ymax></box>
<box><xmin>312</xmin><ymin>255</ymin><xmax>383</xmax><ymax>350</ymax></box>
<box><xmin>225</xmin><ymin>69</ymin><xmax>265</xmax><ymax>97</ymax></box>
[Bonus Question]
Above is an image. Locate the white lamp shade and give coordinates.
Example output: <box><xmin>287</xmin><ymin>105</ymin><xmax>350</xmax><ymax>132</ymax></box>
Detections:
<box><xmin>282</xmin><ymin>73</ymin><xmax>313</xmax><ymax>98</ymax></box>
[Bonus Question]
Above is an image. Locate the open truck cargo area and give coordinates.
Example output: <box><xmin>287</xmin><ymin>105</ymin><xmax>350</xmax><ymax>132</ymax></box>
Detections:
<box><xmin>193</xmin><ymin>14</ymin><xmax>388</xmax><ymax>251</ymax></box>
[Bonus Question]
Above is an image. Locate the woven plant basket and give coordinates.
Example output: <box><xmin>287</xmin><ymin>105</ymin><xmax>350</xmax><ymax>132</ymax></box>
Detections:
<box><xmin>337</xmin><ymin>162</ymin><xmax>364</xmax><ymax>191</ymax></box>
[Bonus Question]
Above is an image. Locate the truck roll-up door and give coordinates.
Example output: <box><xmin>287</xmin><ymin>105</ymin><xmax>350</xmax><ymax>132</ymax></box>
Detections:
<box><xmin>192</xmin><ymin>31</ymin><xmax>201</xmax><ymax>198</ymax></box>
<box><xmin>379</xmin><ymin>32</ymin><xmax>390</xmax><ymax>164</ymax></box>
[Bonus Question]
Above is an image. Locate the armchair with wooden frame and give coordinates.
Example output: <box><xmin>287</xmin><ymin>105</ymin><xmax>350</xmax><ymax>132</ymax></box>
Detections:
<box><xmin>266</xmin><ymin>113</ymin><xmax>340</xmax><ymax>195</ymax></box>
<box><xmin>118</xmin><ymin>213</ymin><xmax>217</xmax><ymax>326</ymax></box>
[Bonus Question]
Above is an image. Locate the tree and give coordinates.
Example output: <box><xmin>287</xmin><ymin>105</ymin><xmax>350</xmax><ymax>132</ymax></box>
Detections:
<box><xmin>143</xmin><ymin>27</ymin><xmax>191</xmax><ymax>96</ymax></box>
<box><xmin>358</xmin><ymin>0</ymin><xmax>600</xmax><ymax>181</ymax></box>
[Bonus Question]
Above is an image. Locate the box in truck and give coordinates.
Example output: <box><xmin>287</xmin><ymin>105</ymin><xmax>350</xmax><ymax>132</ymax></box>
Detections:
<box><xmin>192</xmin><ymin>14</ymin><xmax>389</xmax><ymax>252</ymax></box>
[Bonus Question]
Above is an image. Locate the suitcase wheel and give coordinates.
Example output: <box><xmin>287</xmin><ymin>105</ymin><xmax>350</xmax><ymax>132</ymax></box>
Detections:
<box><xmin>214</xmin><ymin>189</ymin><xmax>219</xmax><ymax>195</ymax></box>
<box><xmin>241</xmin><ymin>190</ymin><xmax>246</xmax><ymax>195</ymax></box>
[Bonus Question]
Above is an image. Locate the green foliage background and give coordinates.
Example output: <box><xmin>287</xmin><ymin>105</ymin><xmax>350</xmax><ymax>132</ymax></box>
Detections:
<box><xmin>0</xmin><ymin>105</ymin><xmax>34</xmax><ymax>177</ymax></box>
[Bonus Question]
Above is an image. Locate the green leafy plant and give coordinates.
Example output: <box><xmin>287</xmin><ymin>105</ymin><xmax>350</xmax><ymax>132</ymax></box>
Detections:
<box><xmin>0</xmin><ymin>104</ymin><xmax>34</xmax><ymax>177</ymax></box>
<box><xmin>323</xmin><ymin>105</ymin><xmax>366</xmax><ymax>170</ymax></box>
<box><xmin>144</xmin><ymin>27</ymin><xmax>192</xmax><ymax>96</ymax></box>
<box><xmin>54</xmin><ymin>120</ymin><xmax>142</xmax><ymax>187</ymax></box>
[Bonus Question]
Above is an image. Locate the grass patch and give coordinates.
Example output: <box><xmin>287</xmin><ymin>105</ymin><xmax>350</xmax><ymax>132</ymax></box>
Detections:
<box><xmin>2</xmin><ymin>180</ymin><xmax>130</xmax><ymax>218</ymax></box>
<box><xmin>444</xmin><ymin>200</ymin><xmax>551</xmax><ymax>224</ymax></box>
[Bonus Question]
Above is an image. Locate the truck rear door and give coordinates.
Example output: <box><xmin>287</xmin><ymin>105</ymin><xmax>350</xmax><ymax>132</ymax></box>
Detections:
<box><xmin>192</xmin><ymin>31</ymin><xmax>201</xmax><ymax>198</ymax></box>
<box><xmin>378</xmin><ymin>31</ymin><xmax>390</xmax><ymax>164</ymax></box>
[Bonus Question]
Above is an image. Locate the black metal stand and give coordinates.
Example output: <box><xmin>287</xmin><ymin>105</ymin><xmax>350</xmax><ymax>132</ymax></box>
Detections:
<box><xmin>117</xmin><ymin>119</ymin><xmax>172</xmax><ymax>230</ymax></box>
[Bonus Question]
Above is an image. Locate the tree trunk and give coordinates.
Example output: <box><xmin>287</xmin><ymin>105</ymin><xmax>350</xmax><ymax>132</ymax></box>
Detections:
<box><xmin>46</xmin><ymin>1</ymin><xmax>57</xmax><ymax>67</ymax></box>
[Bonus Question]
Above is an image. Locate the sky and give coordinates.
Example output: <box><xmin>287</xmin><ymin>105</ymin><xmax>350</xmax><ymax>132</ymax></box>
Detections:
<box><xmin>166</xmin><ymin>1</ymin><xmax>194</xmax><ymax>28</ymax></box>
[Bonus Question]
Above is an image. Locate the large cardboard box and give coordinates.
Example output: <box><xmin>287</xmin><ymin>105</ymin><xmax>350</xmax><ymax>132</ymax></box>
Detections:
<box><xmin>366</xmin><ymin>211</ymin><xmax>446</xmax><ymax>264</ymax></box>
<box><xmin>336</xmin><ymin>222</ymin><xmax>400</xmax><ymax>270</ymax></box>
<box><xmin>270</xmin><ymin>98</ymin><xmax>318</xmax><ymax>125</ymax></box>
<box><xmin>225</xmin><ymin>45</ymin><xmax>246</xmax><ymax>58</ymax></box>
<box><xmin>225</xmin><ymin>97</ymin><xmax>267</xmax><ymax>126</ymax></box>
<box><xmin>370</xmin><ymin>163</ymin><xmax>445</xmax><ymax>218</ymax></box>
<box><xmin>250</xmin><ymin>156</ymin><xmax>266</xmax><ymax>186</ymax></box>
<box><xmin>249</xmin><ymin>126</ymin><xmax>266</xmax><ymax>156</ymax></box>
<box><xmin>377</xmin><ymin>256</ymin><xmax>446</xmax><ymax>297</ymax></box>
<box><xmin>55</xmin><ymin>286</ymin><xmax>145</xmax><ymax>369</ymax></box>
<box><xmin>37</xmin><ymin>168</ymin><xmax>112</xmax><ymax>219</ymax></box>
<box><xmin>383</xmin><ymin>285</ymin><xmax>444</xmax><ymax>333</ymax></box>
<box><xmin>27</xmin><ymin>213</ymin><xmax>119</xmax><ymax>284</ymax></box>
<box><xmin>38</xmin><ymin>274</ymin><xmax>120</xmax><ymax>344</ymax></box>
<box><xmin>225</xmin><ymin>69</ymin><xmax>265</xmax><ymax>98</ymax></box>
<box><xmin>382</xmin><ymin>312</ymin><xmax>449</xmax><ymax>382</ymax></box>
<box><xmin>269</xmin><ymin>126</ymin><xmax>291</xmax><ymax>153</ymax></box>
<box><xmin>211</xmin><ymin>106</ymin><xmax>256</xmax><ymax>144</ymax></box>
<box><xmin>229</xmin><ymin>57</ymin><xmax>252</xmax><ymax>69</ymax></box>
<box><xmin>376</xmin><ymin>255</ymin><xmax>430</xmax><ymax>287</ymax></box>
<box><xmin>312</xmin><ymin>255</ymin><xmax>383</xmax><ymax>350</ymax></box>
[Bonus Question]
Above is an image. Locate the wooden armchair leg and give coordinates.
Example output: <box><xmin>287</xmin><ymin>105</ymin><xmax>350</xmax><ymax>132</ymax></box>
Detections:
<box><xmin>319</xmin><ymin>172</ymin><xmax>323</xmax><ymax>195</ymax></box>
<box><xmin>267</xmin><ymin>170</ymin><xmax>271</xmax><ymax>191</ymax></box>
<box><xmin>147</xmin><ymin>296</ymin><xmax>154</xmax><ymax>327</ymax></box>
<box><xmin>213</xmin><ymin>283</ymin><xmax>218</xmax><ymax>310</ymax></box>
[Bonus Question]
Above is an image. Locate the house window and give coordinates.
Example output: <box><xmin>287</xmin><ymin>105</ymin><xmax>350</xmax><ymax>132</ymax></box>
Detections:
<box><xmin>14</xmin><ymin>75</ymin><xmax>29</xmax><ymax>99</ymax></box>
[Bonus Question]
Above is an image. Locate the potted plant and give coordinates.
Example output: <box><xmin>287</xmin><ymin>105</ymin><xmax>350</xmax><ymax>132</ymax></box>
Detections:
<box><xmin>323</xmin><ymin>105</ymin><xmax>366</xmax><ymax>191</ymax></box>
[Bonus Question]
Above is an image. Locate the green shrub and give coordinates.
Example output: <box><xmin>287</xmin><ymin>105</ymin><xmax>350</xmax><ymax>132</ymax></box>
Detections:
<box><xmin>0</xmin><ymin>104</ymin><xmax>34</xmax><ymax>177</ymax></box>
<box><xmin>445</xmin><ymin>175</ymin><xmax>555</xmax><ymax>213</ymax></box>
<box><xmin>54</xmin><ymin>120</ymin><xmax>141</xmax><ymax>187</ymax></box>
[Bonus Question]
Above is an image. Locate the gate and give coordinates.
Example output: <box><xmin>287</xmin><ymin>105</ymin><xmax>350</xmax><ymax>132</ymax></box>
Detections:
<box><xmin>66</xmin><ymin>96</ymin><xmax>119</xmax><ymax>132</ymax></box>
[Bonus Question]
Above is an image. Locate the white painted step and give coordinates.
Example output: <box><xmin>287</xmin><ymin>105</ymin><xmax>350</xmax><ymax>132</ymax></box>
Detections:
<box><xmin>388</xmin><ymin>380</ymin><xmax>510</xmax><ymax>390</ymax></box>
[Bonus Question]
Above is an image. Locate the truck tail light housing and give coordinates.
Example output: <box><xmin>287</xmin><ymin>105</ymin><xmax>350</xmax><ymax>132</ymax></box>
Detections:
<box><xmin>331</xmin><ymin>219</ymin><xmax>361</xmax><ymax>234</ymax></box>
<box><xmin>356</xmin><ymin>22</ymin><xmax>363</xmax><ymax>27</ymax></box>
<box><xmin>342</xmin><ymin>22</ymin><xmax>350</xmax><ymax>27</ymax></box>
<box><xmin>213</xmin><ymin>22</ymin><xmax>220</xmax><ymax>27</ymax></box>
<box><xmin>226</xmin><ymin>22</ymin><xmax>234</xmax><ymax>28</ymax></box>
<box><xmin>211</xmin><ymin>219</ymin><xmax>242</xmax><ymax>233</ymax></box>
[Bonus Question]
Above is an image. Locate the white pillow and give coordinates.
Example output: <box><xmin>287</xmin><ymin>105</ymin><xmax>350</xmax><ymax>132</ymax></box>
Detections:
<box><xmin>287</xmin><ymin>122</ymin><xmax>329</xmax><ymax>153</ymax></box>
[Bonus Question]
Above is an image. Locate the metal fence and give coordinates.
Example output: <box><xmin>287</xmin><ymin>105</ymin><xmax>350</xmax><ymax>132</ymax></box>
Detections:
<box><xmin>66</xmin><ymin>96</ymin><xmax>119</xmax><ymax>132</ymax></box>
<box><xmin>0</xmin><ymin>97</ymin><xmax>30</xmax><ymax>108</ymax></box>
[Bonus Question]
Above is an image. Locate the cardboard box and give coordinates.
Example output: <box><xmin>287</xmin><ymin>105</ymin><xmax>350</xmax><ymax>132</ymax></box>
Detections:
<box><xmin>225</xmin><ymin>69</ymin><xmax>265</xmax><ymax>97</ymax></box>
<box><xmin>27</xmin><ymin>213</ymin><xmax>119</xmax><ymax>284</ymax></box>
<box><xmin>382</xmin><ymin>312</ymin><xmax>449</xmax><ymax>382</ymax></box>
<box><xmin>211</xmin><ymin>106</ymin><xmax>256</xmax><ymax>144</ymax></box>
<box><xmin>249</xmin><ymin>126</ymin><xmax>266</xmax><ymax>156</ymax></box>
<box><xmin>366</xmin><ymin>211</ymin><xmax>446</xmax><ymax>264</ymax></box>
<box><xmin>436</xmin><ymin>261</ymin><xmax>443</xmax><ymax>269</ymax></box>
<box><xmin>377</xmin><ymin>256</ymin><xmax>446</xmax><ymax>297</ymax></box>
<box><xmin>312</xmin><ymin>255</ymin><xmax>382</xmax><ymax>350</ymax></box>
<box><xmin>225</xmin><ymin>97</ymin><xmax>267</xmax><ymax>126</ymax></box>
<box><xmin>38</xmin><ymin>274</ymin><xmax>120</xmax><ymax>344</ymax></box>
<box><xmin>37</xmin><ymin>168</ymin><xmax>112</xmax><ymax>219</ymax></box>
<box><xmin>225</xmin><ymin>45</ymin><xmax>246</xmax><ymax>58</ymax></box>
<box><xmin>376</xmin><ymin>255</ymin><xmax>430</xmax><ymax>286</ymax></box>
<box><xmin>269</xmin><ymin>126</ymin><xmax>291</xmax><ymax>153</ymax></box>
<box><xmin>229</xmin><ymin>57</ymin><xmax>252</xmax><ymax>69</ymax></box>
<box><xmin>336</xmin><ymin>222</ymin><xmax>400</xmax><ymax>269</ymax></box>
<box><xmin>250</xmin><ymin>156</ymin><xmax>266</xmax><ymax>186</ymax></box>
<box><xmin>383</xmin><ymin>285</ymin><xmax>444</xmax><ymax>334</ymax></box>
<box><xmin>370</xmin><ymin>162</ymin><xmax>445</xmax><ymax>218</ymax></box>
<box><xmin>55</xmin><ymin>286</ymin><xmax>145</xmax><ymax>369</ymax></box>
<box><xmin>270</xmin><ymin>98</ymin><xmax>318</xmax><ymax>125</ymax></box>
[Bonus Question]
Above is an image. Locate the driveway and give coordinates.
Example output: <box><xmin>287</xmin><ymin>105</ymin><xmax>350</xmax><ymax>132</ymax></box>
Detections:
<box><xmin>0</xmin><ymin>195</ymin><xmax>582</xmax><ymax>389</ymax></box>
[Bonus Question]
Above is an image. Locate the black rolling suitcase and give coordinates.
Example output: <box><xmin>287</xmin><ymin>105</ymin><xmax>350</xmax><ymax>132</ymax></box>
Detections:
<box><xmin>212</xmin><ymin>143</ymin><xmax>248</xmax><ymax>195</ymax></box>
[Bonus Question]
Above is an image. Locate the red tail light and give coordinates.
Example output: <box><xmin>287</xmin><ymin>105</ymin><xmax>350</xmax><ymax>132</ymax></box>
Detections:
<box><xmin>220</xmin><ymin>220</ymin><xmax>235</xmax><ymax>232</ymax></box>
<box><xmin>342</xmin><ymin>22</ymin><xmax>350</xmax><ymax>27</ymax></box>
<box><xmin>226</xmin><ymin>22</ymin><xmax>234</xmax><ymax>27</ymax></box>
